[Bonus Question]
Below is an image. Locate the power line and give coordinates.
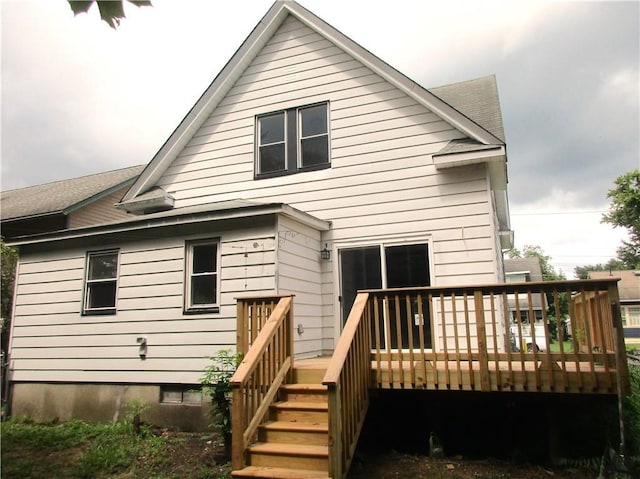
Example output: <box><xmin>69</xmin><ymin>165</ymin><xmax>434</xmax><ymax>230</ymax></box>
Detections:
<box><xmin>511</xmin><ymin>210</ymin><xmax>606</xmax><ymax>216</ymax></box>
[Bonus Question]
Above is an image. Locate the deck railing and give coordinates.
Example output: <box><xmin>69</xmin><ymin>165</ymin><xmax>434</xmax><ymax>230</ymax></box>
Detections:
<box><xmin>323</xmin><ymin>292</ymin><xmax>371</xmax><ymax>479</ymax></box>
<box><xmin>236</xmin><ymin>295</ymin><xmax>289</xmax><ymax>358</ymax></box>
<box><xmin>361</xmin><ymin>279</ymin><xmax>629</xmax><ymax>394</ymax></box>
<box><xmin>230</xmin><ymin>295</ymin><xmax>294</xmax><ymax>471</ymax></box>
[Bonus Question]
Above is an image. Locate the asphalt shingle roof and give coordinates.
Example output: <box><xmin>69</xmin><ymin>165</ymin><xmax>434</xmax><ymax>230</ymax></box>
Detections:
<box><xmin>504</xmin><ymin>258</ymin><xmax>544</xmax><ymax>281</ymax></box>
<box><xmin>430</xmin><ymin>75</ymin><xmax>505</xmax><ymax>143</ymax></box>
<box><xmin>0</xmin><ymin>165</ymin><xmax>144</xmax><ymax>221</ymax></box>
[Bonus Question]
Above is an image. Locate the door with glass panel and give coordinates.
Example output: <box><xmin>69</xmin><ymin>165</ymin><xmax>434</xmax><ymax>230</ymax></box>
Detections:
<box><xmin>339</xmin><ymin>243</ymin><xmax>432</xmax><ymax>349</ymax></box>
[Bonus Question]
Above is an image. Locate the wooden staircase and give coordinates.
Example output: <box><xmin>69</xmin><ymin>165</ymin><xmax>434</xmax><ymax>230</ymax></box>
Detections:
<box><xmin>232</xmin><ymin>366</ymin><xmax>330</xmax><ymax>479</ymax></box>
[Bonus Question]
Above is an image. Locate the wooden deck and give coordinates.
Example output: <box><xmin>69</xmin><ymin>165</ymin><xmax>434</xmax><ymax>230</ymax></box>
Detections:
<box><xmin>232</xmin><ymin>279</ymin><xmax>631</xmax><ymax>478</ymax></box>
<box><xmin>295</xmin><ymin>355</ymin><xmax>619</xmax><ymax>394</ymax></box>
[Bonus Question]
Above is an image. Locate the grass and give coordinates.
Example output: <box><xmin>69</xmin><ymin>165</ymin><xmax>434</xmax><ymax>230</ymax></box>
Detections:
<box><xmin>1</xmin><ymin>418</ymin><xmax>231</xmax><ymax>479</ymax></box>
<box><xmin>549</xmin><ymin>340</ymin><xmax>574</xmax><ymax>353</ymax></box>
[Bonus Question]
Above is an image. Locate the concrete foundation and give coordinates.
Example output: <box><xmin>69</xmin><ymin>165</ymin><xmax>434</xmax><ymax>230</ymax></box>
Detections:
<box><xmin>10</xmin><ymin>383</ymin><xmax>212</xmax><ymax>431</ymax></box>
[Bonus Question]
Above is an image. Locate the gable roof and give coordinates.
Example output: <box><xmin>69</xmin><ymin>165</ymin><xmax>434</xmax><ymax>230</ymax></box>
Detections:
<box><xmin>504</xmin><ymin>258</ymin><xmax>544</xmax><ymax>281</ymax></box>
<box><xmin>588</xmin><ymin>270</ymin><xmax>640</xmax><ymax>302</ymax></box>
<box><xmin>121</xmin><ymin>0</ymin><xmax>505</xmax><ymax>205</ymax></box>
<box><xmin>430</xmin><ymin>75</ymin><xmax>505</xmax><ymax>143</ymax></box>
<box><xmin>1</xmin><ymin>165</ymin><xmax>144</xmax><ymax>222</ymax></box>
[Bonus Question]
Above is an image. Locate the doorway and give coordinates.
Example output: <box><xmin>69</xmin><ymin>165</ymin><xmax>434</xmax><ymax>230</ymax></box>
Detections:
<box><xmin>339</xmin><ymin>243</ymin><xmax>432</xmax><ymax>349</ymax></box>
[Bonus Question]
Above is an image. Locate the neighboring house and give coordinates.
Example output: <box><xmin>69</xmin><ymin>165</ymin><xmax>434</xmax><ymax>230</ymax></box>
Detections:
<box><xmin>6</xmin><ymin>0</ymin><xmax>513</xmax><ymax>430</ymax></box>
<box><xmin>1</xmin><ymin>165</ymin><xmax>144</xmax><ymax>240</ymax></box>
<box><xmin>588</xmin><ymin>270</ymin><xmax>640</xmax><ymax>345</ymax></box>
<box><xmin>504</xmin><ymin>258</ymin><xmax>548</xmax><ymax>351</ymax></box>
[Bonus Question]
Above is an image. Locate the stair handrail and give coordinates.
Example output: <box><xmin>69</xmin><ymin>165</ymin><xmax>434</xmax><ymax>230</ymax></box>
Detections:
<box><xmin>323</xmin><ymin>292</ymin><xmax>371</xmax><ymax>479</ymax></box>
<box><xmin>230</xmin><ymin>295</ymin><xmax>294</xmax><ymax>471</ymax></box>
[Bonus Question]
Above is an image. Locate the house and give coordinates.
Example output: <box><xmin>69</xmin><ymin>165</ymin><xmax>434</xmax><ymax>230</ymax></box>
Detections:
<box><xmin>5</xmin><ymin>2</ymin><xmax>628</xmax><ymax>477</ymax></box>
<box><xmin>588</xmin><ymin>270</ymin><xmax>640</xmax><ymax>345</ymax></box>
<box><xmin>504</xmin><ymin>258</ymin><xmax>548</xmax><ymax>351</ymax></box>
<box><xmin>1</xmin><ymin>165</ymin><xmax>144</xmax><ymax>240</ymax></box>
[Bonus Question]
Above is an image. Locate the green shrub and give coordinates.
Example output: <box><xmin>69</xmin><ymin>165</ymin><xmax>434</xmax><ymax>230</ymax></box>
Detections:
<box><xmin>200</xmin><ymin>349</ymin><xmax>241</xmax><ymax>458</ymax></box>
<box><xmin>624</xmin><ymin>361</ymin><xmax>640</xmax><ymax>456</ymax></box>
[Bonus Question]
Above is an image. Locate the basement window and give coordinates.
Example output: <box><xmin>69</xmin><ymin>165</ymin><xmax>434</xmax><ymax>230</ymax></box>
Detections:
<box><xmin>160</xmin><ymin>385</ymin><xmax>202</xmax><ymax>405</ymax></box>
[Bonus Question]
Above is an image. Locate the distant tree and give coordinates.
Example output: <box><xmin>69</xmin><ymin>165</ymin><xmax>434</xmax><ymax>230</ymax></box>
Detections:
<box><xmin>68</xmin><ymin>0</ymin><xmax>152</xmax><ymax>28</ymax></box>
<box><xmin>508</xmin><ymin>245</ymin><xmax>565</xmax><ymax>281</ymax></box>
<box><xmin>574</xmin><ymin>259</ymin><xmax>626</xmax><ymax>280</ymax></box>
<box><xmin>1</xmin><ymin>240</ymin><xmax>18</xmax><ymax>358</ymax></box>
<box><xmin>508</xmin><ymin>245</ymin><xmax>568</xmax><ymax>339</ymax></box>
<box><xmin>602</xmin><ymin>169</ymin><xmax>640</xmax><ymax>269</ymax></box>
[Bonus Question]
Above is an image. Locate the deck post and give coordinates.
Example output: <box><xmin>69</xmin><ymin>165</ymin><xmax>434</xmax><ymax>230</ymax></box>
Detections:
<box><xmin>474</xmin><ymin>291</ymin><xmax>491</xmax><ymax>392</ymax></box>
<box><xmin>608</xmin><ymin>283</ymin><xmax>630</xmax><ymax>457</ymax></box>
<box><xmin>231</xmin><ymin>386</ymin><xmax>244</xmax><ymax>471</ymax></box>
<box><xmin>236</xmin><ymin>300</ymin><xmax>247</xmax><ymax>358</ymax></box>
<box><xmin>327</xmin><ymin>382</ymin><xmax>343</xmax><ymax>479</ymax></box>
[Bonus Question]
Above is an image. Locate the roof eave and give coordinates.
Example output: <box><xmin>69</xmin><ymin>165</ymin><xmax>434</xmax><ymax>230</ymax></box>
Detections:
<box><xmin>8</xmin><ymin>202</ymin><xmax>331</xmax><ymax>247</ymax></box>
<box><xmin>1</xmin><ymin>210</ymin><xmax>66</xmax><ymax>223</ymax></box>
<box><xmin>62</xmin><ymin>176</ymin><xmax>139</xmax><ymax>215</ymax></box>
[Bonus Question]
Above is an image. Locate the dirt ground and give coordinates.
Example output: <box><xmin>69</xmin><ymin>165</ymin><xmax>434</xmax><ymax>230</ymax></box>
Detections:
<box><xmin>164</xmin><ymin>432</ymin><xmax>611</xmax><ymax>479</ymax></box>
<box><xmin>348</xmin><ymin>450</ymin><xmax>607</xmax><ymax>479</ymax></box>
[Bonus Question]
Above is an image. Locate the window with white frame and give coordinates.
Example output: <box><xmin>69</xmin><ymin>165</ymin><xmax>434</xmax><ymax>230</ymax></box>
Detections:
<box><xmin>625</xmin><ymin>306</ymin><xmax>640</xmax><ymax>326</ymax></box>
<box><xmin>256</xmin><ymin>102</ymin><xmax>329</xmax><ymax>177</ymax></box>
<box><xmin>83</xmin><ymin>250</ymin><xmax>119</xmax><ymax>315</ymax></box>
<box><xmin>185</xmin><ymin>240</ymin><xmax>219</xmax><ymax>312</ymax></box>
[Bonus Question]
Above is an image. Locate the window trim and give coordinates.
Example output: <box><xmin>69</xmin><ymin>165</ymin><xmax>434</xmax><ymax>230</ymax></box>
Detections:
<box><xmin>184</xmin><ymin>239</ymin><xmax>220</xmax><ymax>314</ymax></box>
<box><xmin>83</xmin><ymin>249</ymin><xmax>119</xmax><ymax>316</ymax></box>
<box><xmin>255</xmin><ymin>101</ymin><xmax>330</xmax><ymax>179</ymax></box>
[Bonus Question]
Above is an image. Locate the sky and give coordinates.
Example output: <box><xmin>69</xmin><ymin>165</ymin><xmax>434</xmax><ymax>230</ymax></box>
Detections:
<box><xmin>1</xmin><ymin>0</ymin><xmax>639</xmax><ymax>277</ymax></box>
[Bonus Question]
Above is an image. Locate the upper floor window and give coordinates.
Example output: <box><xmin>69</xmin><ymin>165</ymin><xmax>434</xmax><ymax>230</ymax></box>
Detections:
<box><xmin>256</xmin><ymin>102</ymin><xmax>329</xmax><ymax>178</ymax></box>
<box><xmin>185</xmin><ymin>239</ymin><xmax>220</xmax><ymax>313</ymax></box>
<box><xmin>84</xmin><ymin>250</ymin><xmax>119</xmax><ymax>315</ymax></box>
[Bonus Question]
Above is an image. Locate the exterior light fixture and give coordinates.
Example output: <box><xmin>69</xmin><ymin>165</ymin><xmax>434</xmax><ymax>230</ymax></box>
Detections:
<box><xmin>320</xmin><ymin>244</ymin><xmax>331</xmax><ymax>260</ymax></box>
<box><xmin>137</xmin><ymin>337</ymin><xmax>147</xmax><ymax>360</ymax></box>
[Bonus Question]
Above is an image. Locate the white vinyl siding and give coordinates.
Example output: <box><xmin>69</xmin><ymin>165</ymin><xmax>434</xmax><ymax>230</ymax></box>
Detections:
<box><xmin>276</xmin><ymin>214</ymin><xmax>324</xmax><ymax>358</ymax></box>
<box><xmin>68</xmin><ymin>186</ymin><xmax>133</xmax><ymax>229</ymax></box>
<box><xmin>151</xmin><ymin>16</ymin><xmax>499</xmax><ymax>346</ymax></box>
<box><xmin>9</xmin><ymin>225</ymin><xmax>277</xmax><ymax>384</ymax></box>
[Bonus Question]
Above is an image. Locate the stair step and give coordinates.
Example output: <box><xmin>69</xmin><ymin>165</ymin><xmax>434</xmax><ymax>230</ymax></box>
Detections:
<box><xmin>259</xmin><ymin>420</ymin><xmax>328</xmax><ymax>445</ymax></box>
<box><xmin>293</xmin><ymin>368</ymin><xmax>326</xmax><ymax>384</ymax></box>
<box><xmin>249</xmin><ymin>442</ymin><xmax>328</xmax><ymax>457</ymax></box>
<box><xmin>279</xmin><ymin>384</ymin><xmax>327</xmax><ymax>402</ymax></box>
<box><xmin>270</xmin><ymin>401</ymin><xmax>328</xmax><ymax>422</ymax></box>
<box><xmin>261</xmin><ymin>421</ymin><xmax>328</xmax><ymax>432</ymax></box>
<box><xmin>232</xmin><ymin>465</ymin><xmax>329</xmax><ymax>478</ymax></box>
<box><xmin>273</xmin><ymin>401</ymin><xmax>328</xmax><ymax>411</ymax></box>
<box><xmin>247</xmin><ymin>443</ymin><xmax>328</xmax><ymax>470</ymax></box>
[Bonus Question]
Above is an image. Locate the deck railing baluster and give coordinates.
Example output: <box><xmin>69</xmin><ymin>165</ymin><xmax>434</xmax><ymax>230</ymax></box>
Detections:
<box><xmin>231</xmin><ymin>295</ymin><xmax>294</xmax><ymax>472</ymax></box>
<box><xmin>440</xmin><ymin>293</ymin><xmax>450</xmax><ymax>388</ymax></box>
<box><xmin>417</xmin><ymin>294</ymin><xmax>427</xmax><ymax>389</ymax></box>
<box><xmin>324</xmin><ymin>292</ymin><xmax>371</xmax><ymax>479</ymax></box>
<box><xmin>489</xmin><ymin>292</ymin><xmax>501</xmax><ymax>389</ymax></box>
<box><xmin>451</xmin><ymin>293</ymin><xmax>462</xmax><ymax>389</ymax></box>
<box><xmin>357</xmin><ymin>279</ymin><xmax>625</xmax><ymax>397</ymax></box>
<box><xmin>464</xmin><ymin>293</ymin><xmax>474</xmax><ymax>389</ymax></box>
